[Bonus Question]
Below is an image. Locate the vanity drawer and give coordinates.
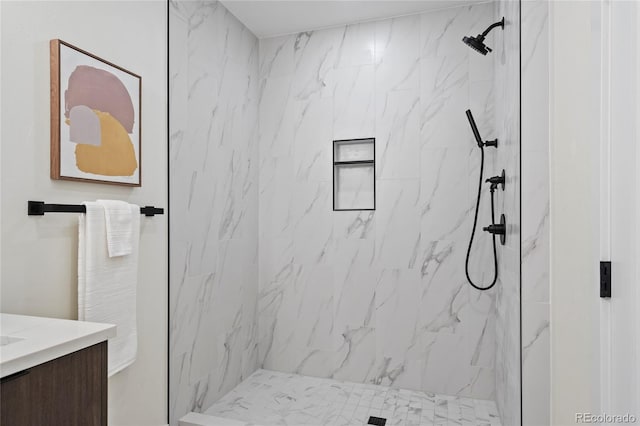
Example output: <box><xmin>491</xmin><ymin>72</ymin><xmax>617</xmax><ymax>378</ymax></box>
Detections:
<box><xmin>0</xmin><ymin>341</ymin><xmax>107</xmax><ymax>426</ymax></box>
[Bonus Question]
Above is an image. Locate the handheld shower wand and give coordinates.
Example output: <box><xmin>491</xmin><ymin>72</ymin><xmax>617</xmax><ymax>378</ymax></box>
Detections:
<box><xmin>465</xmin><ymin>110</ymin><xmax>498</xmax><ymax>148</ymax></box>
<box><xmin>464</xmin><ymin>109</ymin><xmax>505</xmax><ymax>291</ymax></box>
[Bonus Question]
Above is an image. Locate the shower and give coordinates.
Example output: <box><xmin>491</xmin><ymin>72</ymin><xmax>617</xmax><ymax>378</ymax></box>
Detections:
<box><xmin>464</xmin><ymin>109</ymin><xmax>505</xmax><ymax>291</ymax></box>
<box><xmin>169</xmin><ymin>0</ymin><xmax>523</xmax><ymax>424</ymax></box>
<box><xmin>462</xmin><ymin>17</ymin><xmax>507</xmax><ymax>291</ymax></box>
<box><xmin>463</xmin><ymin>17</ymin><xmax>505</xmax><ymax>55</ymax></box>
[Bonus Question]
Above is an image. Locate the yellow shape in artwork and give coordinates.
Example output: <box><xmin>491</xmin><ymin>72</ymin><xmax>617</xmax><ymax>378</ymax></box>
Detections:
<box><xmin>75</xmin><ymin>110</ymin><xmax>138</xmax><ymax>176</ymax></box>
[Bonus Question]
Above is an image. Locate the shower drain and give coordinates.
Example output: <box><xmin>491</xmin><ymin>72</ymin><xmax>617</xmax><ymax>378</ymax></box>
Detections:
<box><xmin>367</xmin><ymin>416</ymin><xmax>387</xmax><ymax>426</ymax></box>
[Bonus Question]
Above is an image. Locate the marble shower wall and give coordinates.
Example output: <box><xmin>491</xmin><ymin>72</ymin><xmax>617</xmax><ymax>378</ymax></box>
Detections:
<box><xmin>257</xmin><ymin>2</ymin><xmax>503</xmax><ymax>400</ymax></box>
<box><xmin>169</xmin><ymin>1</ymin><xmax>259</xmax><ymax>423</ymax></box>
<box><xmin>521</xmin><ymin>0</ymin><xmax>550</xmax><ymax>424</ymax></box>
<box><xmin>493</xmin><ymin>0</ymin><xmax>522</xmax><ymax>425</ymax></box>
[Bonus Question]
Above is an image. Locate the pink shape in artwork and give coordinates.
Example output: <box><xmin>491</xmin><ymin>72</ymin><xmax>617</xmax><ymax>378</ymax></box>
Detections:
<box><xmin>64</xmin><ymin>65</ymin><xmax>135</xmax><ymax>133</ymax></box>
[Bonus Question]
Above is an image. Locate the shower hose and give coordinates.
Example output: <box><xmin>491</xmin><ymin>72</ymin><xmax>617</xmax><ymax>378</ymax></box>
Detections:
<box><xmin>465</xmin><ymin>145</ymin><xmax>499</xmax><ymax>291</ymax></box>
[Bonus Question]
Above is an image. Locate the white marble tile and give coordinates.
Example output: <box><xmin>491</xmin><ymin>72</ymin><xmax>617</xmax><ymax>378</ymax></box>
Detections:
<box><xmin>292</xmin><ymin>181</ymin><xmax>334</xmax><ymax>265</ymax></box>
<box><xmin>334</xmin><ymin>22</ymin><xmax>376</xmax><ymax>68</ymax></box>
<box><xmin>213</xmin><ymin>148</ymin><xmax>249</xmax><ymax>241</ymax></box>
<box><xmin>420</xmin><ymin>148</ymin><xmax>471</xmax><ymax>242</ymax></box>
<box><xmin>170</xmin><ymin>1</ymin><xmax>260</xmax><ymax>423</ymax></box>
<box><xmin>372</xmin><ymin>269</ymin><xmax>422</xmax><ymax>387</ymax></box>
<box><xmin>258</xmin><ymin>76</ymin><xmax>294</xmax><ymax>158</ymax></box>
<box><xmin>522</xmin><ymin>150</ymin><xmax>550</xmax><ymax>303</ymax></box>
<box><xmin>332</xmin><ymin>65</ymin><xmax>375</xmax><ymax>140</ymax></box>
<box><xmin>421</xmin><ymin>13</ymin><xmax>462</xmax><ymax>59</ymax></box>
<box><xmin>375</xmin><ymin>180</ymin><xmax>421</xmax><ymax>269</ymax></box>
<box><xmin>416</xmin><ymin>239</ymin><xmax>458</xmax><ymax>293</ymax></box>
<box><xmin>257</xmin><ymin>236</ymin><xmax>293</xmax><ymax>305</ymax></box>
<box><xmin>376</xmin><ymin>90</ymin><xmax>421</xmax><ymax>180</ymax></box>
<box><xmin>199</xmin><ymin>370</ymin><xmax>502</xmax><ymax>426</ymax></box>
<box><xmin>261</xmin><ymin>265</ymin><xmax>335</xmax><ymax>370</ymax></box>
<box><xmin>294</xmin><ymin>266</ymin><xmax>335</xmax><ymax>352</ymax></box>
<box><xmin>423</xmin><ymin>333</ymin><xmax>495</xmax><ymax>400</ymax></box>
<box><xmin>293</xmin><ymin>97</ymin><xmax>332</xmax><ymax>182</ymax></box>
<box><xmin>332</xmin><ymin>326</ymin><xmax>377</xmax><ymax>383</ymax></box>
<box><xmin>419</xmin><ymin>54</ymin><xmax>470</xmax><ymax>150</ymax></box>
<box><xmin>521</xmin><ymin>0</ymin><xmax>549</xmax><ymax>150</ymax></box>
<box><xmin>258</xmin><ymin>156</ymin><xmax>295</xmax><ymax>239</ymax></box>
<box><xmin>186</xmin><ymin>275</ymin><xmax>221</xmax><ymax>385</ymax></box>
<box><xmin>333</xmin><ymin>263</ymin><xmax>378</xmax><ymax>334</ymax></box>
<box><xmin>259</xmin><ymin>35</ymin><xmax>294</xmax><ymax>79</ymax></box>
<box><xmin>470</xmin><ymin>79</ymin><xmax>496</xmax><ymax>139</ymax></box>
<box><xmin>467</xmin><ymin>296</ymin><xmax>496</xmax><ymax>370</ymax></box>
<box><xmin>417</xmin><ymin>242</ymin><xmax>467</xmax><ymax>335</ymax></box>
<box><xmin>375</xmin><ymin>15</ymin><xmax>421</xmax><ymax>96</ymax></box>
<box><xmin>333</xmin><ymin>211</ymin><xmax>375</xmax><ymax>240</ymax></box>
<box><xmin>292</xmin><ymin>28</ymin><xmax>342</xmax><ymax>101</ymax></box>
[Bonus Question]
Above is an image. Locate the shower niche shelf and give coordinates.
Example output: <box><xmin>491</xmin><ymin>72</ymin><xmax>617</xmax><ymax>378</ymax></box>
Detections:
<box><xmin>333</xmin><ymin>138</ymin><xmax>375</xmax><ymax>211</ymax></box>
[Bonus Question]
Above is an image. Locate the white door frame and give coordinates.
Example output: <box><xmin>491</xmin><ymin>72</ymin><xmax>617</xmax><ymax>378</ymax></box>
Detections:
<box><xmin>598</xmin><ymin>0</ymin><xmax>612</xmax><ymax>414</ymax></box>
<box><xmin>636</xmin><ymin>3</ymin><xmax>640</xmax><ymax>413</ymax></box>
<box><xmin>598</xmin><ymin>0</ymin><xmax>640</xmax><ymax>418</ymax></box>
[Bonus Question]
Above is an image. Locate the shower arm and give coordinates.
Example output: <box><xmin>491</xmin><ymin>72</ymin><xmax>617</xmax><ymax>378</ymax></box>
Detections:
<box><xmin>481</xmin><ymin>20</ymin><xmax>504</xmax><ymax>37</ymax></box>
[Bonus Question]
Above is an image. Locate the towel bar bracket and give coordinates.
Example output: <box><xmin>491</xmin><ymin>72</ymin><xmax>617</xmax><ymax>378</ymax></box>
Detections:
<box><xmin>141</xmin><ymin>206</ymin><xmax>164</xmax><ymax>216</ymax></box>
<box><xmin>28</xmin><ymin>201</ymin><xmax>46</xmax><ymax>215</ymax></box>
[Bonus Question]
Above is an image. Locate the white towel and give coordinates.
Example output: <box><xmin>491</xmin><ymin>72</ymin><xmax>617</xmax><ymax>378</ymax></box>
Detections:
<box><xmin>96</xmin><ymin>199</ymin><xmax>135</xmax><ymax>257</ymax></box>
<box><xmin>78</xmin><ymin>201</ymin><xmax>140</xmax><ymax>377</ymax></box>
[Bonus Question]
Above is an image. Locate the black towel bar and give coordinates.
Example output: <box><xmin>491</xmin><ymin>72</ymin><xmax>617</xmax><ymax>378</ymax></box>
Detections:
<box><xmin>27</xmin><ymin>201</ymin><xmax>164</xmax><ymax>217</ymax></box>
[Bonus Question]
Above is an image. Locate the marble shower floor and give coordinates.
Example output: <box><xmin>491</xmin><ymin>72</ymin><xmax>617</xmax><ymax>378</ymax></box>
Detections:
<box><xmin>195</xmin><ymin>369</ymin><xmax>502</xmax><ymax>426</ymax></box>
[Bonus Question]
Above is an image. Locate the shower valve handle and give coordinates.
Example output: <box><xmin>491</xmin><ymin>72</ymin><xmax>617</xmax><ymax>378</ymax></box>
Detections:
<box><xmin>483</xmin><ymin>214</ymin><xmax>507</xmax><ymax>246</ymax></box>
<box><xmin>483</xmin><ymin>224</ymin><xmax>505</xmax><ymax>235</ymax></box>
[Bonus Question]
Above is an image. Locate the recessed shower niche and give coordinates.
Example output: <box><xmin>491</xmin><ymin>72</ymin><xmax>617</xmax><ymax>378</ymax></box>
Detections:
<box><xmin>332</xmin><ymin>138</ymin><xmax>375</xmax><ymax>211</ymax></box>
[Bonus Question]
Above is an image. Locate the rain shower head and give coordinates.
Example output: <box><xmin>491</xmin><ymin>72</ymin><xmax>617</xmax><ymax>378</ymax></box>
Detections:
<box><xmin>463</xmin><ymin>35</ymin><xmax>492</xmax><ymax>55</ymax></box>
<box><xmin>462</xmin><ymin>17</ymin><xmax>505</xmax><ymax>55</ymax></box>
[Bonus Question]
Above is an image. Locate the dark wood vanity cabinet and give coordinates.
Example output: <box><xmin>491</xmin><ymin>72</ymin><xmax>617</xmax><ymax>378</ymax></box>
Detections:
<box><xmin>0</xmin><ymin>341</ymin><xmax>107</xmax><ymax>426</ymax></box>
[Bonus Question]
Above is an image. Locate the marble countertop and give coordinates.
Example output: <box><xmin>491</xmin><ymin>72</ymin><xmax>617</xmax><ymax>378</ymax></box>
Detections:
<box><xmin>0</xmin><ymin>313</ymin><xmax>116</xmax><ymax>378</ymax></box>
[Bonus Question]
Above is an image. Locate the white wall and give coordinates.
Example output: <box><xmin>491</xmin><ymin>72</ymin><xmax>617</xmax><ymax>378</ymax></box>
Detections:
<box><xmin>0</xmin><ymin>2</ymin><xmax>168</xmax><ymax>425</ymax></box>
<box><xmin>549</xmin><ymin>1</ymin><xmax>601</xmax><ymax>423</ymax></box>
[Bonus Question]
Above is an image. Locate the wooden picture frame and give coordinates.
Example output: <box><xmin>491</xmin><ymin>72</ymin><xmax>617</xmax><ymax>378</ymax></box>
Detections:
<box><xmin>50</xmin><ymin>39</ymin><xmax>142</xmax><ymax>186</ymax></box>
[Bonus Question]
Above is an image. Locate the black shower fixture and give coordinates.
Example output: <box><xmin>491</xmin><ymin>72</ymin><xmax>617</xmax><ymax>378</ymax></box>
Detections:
<box><xmin>465</xmin><ymin>110</ymin><xmax>498</xmax><ymax>148</ymax></box>
<box><xmin>464</xmin><ymin>109</ymin><xmax>505</xmax><ymax>292</ymax></box>
<box><xmin>486</xmin><ymin>170</ymin><xmax>506</xmax><ymax>191</ymax></box>
<box><xmin>484</xmin><ymin>214</ymin><xmax>506</xmax><ymax>246</ymax></box>
<box><xmin>462</xmin><ymin>17</ymin><xmax>505</xmax><ymax>55</ymax></box>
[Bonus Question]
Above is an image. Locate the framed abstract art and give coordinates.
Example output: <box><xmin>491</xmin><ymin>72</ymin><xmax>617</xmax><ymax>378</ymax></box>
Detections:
<box><xmin>50</xmin><ymin>39</ymin><xmax>141</xmax><ymax>186</ymax></box>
